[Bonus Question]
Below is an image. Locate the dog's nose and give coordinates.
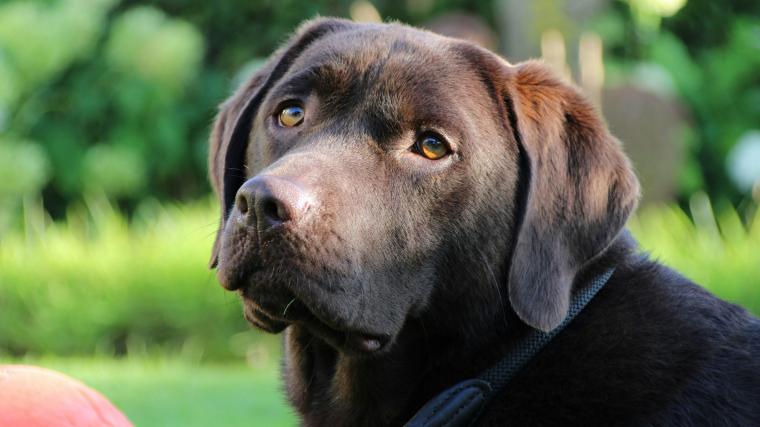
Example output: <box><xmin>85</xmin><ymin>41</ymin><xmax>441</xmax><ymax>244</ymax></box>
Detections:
<box><xmin>234</xmin><ymin>176</ymin><xmax>313</xmax><ymax>231</ymax></box>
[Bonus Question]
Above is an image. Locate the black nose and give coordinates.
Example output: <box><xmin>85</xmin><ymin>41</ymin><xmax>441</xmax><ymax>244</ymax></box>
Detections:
<box><xmin>234</xmin><ymin>176</ymin><xmax>313</xmax><ymax>231</ymax></box>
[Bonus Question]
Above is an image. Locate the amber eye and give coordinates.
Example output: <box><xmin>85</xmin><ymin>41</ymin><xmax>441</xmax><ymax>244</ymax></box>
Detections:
<box><xmin>278</xmin><ymin>105</ymin><xmax>305</xmax><ymax>127</ymax></box>
<box><xmin>414</xmin><ymin>135</ymin><xmax>450</xmax><ymax>160</ymax></box>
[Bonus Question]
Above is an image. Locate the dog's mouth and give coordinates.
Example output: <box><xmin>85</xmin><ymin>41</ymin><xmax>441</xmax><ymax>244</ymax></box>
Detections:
<box><xmin>240</xmin><ymin>290</ymin><xmax>390</xmax><ymax>355</ymax></box>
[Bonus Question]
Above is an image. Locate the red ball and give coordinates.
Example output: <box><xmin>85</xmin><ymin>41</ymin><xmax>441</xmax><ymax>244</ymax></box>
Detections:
<box><xmin>0</xmin><ymin>365</ymin><xmax>133</xmax><ymax>427</ymax></box>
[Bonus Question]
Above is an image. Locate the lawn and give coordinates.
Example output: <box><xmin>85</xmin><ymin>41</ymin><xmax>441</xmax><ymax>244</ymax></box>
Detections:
<box><xmin>20</xmin><ymin>357</ymin><xmax>297</xmax><ymax>427</ymax></box>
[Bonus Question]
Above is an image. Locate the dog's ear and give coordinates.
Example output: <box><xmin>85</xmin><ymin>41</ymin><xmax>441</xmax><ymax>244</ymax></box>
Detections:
<box><xmin>502</xmin><ymin>61</ymin><xmax>639</xmax><ymax>331</ymax></box>
<box><xmin>208</xmin><ymin>17</ymin><xmax>355</xmax><ymax>268</ymax></box>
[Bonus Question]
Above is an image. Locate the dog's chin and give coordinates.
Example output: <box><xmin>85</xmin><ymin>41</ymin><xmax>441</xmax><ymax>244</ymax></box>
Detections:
<box><xmin>241</xmin><ymin>293</ymin><xmax>393</xmax><ymax>357</ymax></box>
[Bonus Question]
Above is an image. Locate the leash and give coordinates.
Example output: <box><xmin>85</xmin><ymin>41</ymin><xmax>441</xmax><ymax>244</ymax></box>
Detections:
<box><xmin>405</xmin><ymin>268</ymin><xmax>616</xmax><ymax>427</ymax></box>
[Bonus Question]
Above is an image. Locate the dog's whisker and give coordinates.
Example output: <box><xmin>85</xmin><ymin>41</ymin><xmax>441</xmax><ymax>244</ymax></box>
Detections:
<box><xmin>283</xmin><ymin>297</ymin><xmax>297</xmax><ymax>316</ymax></box>
<box><xmin>476</xmin><ymin>247</ymin><xmax>509</xmax><ymax>328</ymax></box>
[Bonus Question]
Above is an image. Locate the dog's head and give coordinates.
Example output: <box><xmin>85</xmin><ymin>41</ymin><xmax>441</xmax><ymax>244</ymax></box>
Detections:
<box><xmin>209</xmin><ymin>18</ymin><xmax>639</xmax><ymax>355</ymax></box>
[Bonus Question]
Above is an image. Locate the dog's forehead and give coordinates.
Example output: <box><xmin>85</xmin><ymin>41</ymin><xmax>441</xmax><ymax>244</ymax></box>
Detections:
<box><xmin>281</xmin><ymin>26</ymin><xmax>477</xmax><ymax>100</ymax></box>
<box><xmin>275</xmin><ymin>26</ymin><xmax>488</xmax><ymax>141</ymax></box>
<box><xmin>295</xmin><ymin>25</ymin><xmax>454</xmax><ymax>71</ymax></box>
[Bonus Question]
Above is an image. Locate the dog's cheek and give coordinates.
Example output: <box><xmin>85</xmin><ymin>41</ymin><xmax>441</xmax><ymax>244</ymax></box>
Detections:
<box><xmin>357</xmin><ymin>175</ymin><xmax>470</xmax><ymax>316</ymax></box>
<box><xmin>309</xmin><ymin>176</ymin><xmax>439</xmax><ymax>329</ymax></box>
<box><xmin>423</xmin><ymin>139</ymin><xmax>520</xmax><ymax>304</ymax></box>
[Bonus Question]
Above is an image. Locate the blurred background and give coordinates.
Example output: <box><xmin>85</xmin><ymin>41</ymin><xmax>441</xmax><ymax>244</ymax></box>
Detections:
<box><xmin>1</xmin><ymin>0</ymin><xmax>759</xmax><ymax>425</ymax></box>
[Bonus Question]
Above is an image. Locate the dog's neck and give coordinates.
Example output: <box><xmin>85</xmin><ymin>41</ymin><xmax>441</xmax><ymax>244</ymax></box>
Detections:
<box><xmin>282</xmin><ymin>283</ymin><xmax>528</xmax><ymax>426</ymax></box>
<box><xmin>282</xmin><ymin>235</ymin><xmax>634</xmax><ymax>427</ymax></box>
<box><xmin>282</xmin><ymin>323</ymin><xmax>516</xmax><ymax>426</ymax></box>
<box><xmin>283</xmin><ymin>324</ymin><xmax>427</xmax><ymax>425</ymax></box>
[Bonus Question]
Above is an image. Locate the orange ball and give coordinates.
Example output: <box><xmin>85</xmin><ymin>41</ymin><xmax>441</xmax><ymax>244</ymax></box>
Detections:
<box><xmin>0</xmin><ymin>365</ymin><xmax>133</xmax><ymax>427</ymax></box>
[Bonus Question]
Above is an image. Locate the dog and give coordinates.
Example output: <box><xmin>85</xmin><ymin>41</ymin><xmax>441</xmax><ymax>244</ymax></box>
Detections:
<box><xmin>208</xmin><ymin>18</ymin><xmax>760</xmax><ymax>426</ymax></box>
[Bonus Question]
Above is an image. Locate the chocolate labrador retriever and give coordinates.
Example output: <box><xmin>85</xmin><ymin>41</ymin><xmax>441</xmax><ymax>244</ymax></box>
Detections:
<box><xmin>208</xmin><ymin>18</ymin><xmax>760</xmax><ymax>426</ymax></box>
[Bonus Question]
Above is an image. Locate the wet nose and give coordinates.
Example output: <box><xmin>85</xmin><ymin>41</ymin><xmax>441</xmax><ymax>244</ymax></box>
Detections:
<box><xmin>234</xmin><ymin>176</ymin><xmax>313</xmax><ymax>231</ymax></box>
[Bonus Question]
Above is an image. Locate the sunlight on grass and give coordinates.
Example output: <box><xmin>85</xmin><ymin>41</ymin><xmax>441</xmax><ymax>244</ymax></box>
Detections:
<box><xmin>0</xmin><ymin>195</ymin><xmax>250</xmax><ymax>359</ymax></box>
<box><xmin>630</xmin><ymin>199</ymin><xmax>760</xmax><ymax>314</ymax></box>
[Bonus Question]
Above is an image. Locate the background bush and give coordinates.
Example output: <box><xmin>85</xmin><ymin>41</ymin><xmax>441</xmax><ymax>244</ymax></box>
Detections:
<box><xmin>0</xmin><ymin>197</ymin><xmax>252</xmax><ymax>360</ymax></box>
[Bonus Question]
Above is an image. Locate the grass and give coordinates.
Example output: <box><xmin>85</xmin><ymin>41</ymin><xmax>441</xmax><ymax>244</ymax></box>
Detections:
<box><xmin>0</xmin><ymin>196</ymin><xmax>296</xmax><ymax>425</ymax></box>
<box><xmin>15</xmin><ymin>357</ymin><xmax>297</xmax><ymax>427</ymax></box>
<box><xmin>0</xmin><ymin>195</ymin><xmax>250</xmax><ymax>359</ymax></box>
<box><xmin>629</xmin><ymin>195</ymin><xmax>760</xmax><ymax>315</ymax></box>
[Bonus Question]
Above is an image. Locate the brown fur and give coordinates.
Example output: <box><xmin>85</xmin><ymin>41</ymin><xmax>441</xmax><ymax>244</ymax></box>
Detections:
<box><xmin>207</xmin><ymin>18</ymin><xmax>760</xmax><ymax>427</ymax></box>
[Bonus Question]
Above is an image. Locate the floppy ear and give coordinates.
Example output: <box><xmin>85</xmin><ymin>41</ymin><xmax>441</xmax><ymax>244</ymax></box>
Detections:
<box><xmin>503</xmin><ymin>61</ymin><xmax>639</xmax><ymax>331</ymax></box>
<box><xmin>208</xmin><ymin>17</ymin><xmax>355</xmax><ymax>268</ymax></box>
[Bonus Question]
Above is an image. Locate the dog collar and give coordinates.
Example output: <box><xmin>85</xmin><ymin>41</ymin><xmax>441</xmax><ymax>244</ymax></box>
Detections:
<box><xmin>405</xmin><ymin>268</ymin><xmax>615</xmax><ymax>427</ymax></box>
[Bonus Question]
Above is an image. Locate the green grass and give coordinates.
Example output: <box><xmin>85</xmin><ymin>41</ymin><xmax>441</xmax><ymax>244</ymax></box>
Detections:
<box><xmin>13</xmin><ymin>357</ymin><xmax>297</xmax><ymax>427</ymax></box>
<box><xmin>0</xmin><ymin>195</ymin><xmax>250</xmax><ymax>359</ymax></box>
<box><xmin>630</xmin><ymin>197</ymin><xmax>760</xmax><ymax>315</ymax></box>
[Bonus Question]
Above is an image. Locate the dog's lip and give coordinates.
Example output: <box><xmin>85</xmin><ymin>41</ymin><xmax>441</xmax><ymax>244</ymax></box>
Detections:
<box><xmin>242</xmin><ymin>301</ymin><xmax>289</xmax><ymax>333</ymax></box>
<box><xmin>241</xmin><ymin>293</ymin><xmax>390</xmax><ymax>355</ymax></box>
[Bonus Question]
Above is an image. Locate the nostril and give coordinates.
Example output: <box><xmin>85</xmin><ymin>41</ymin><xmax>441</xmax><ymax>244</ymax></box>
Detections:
<box><xmin>260</xmin><ymin>196</ymin><xmax>289</xmax><ymax>224</ymax></box>
<box><xmin>236</xmin><ymin>193</ymin><xmax>249</xmax><ymax>216</ymax></box>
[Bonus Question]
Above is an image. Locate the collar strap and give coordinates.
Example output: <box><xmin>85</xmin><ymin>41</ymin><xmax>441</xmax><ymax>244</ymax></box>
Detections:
<box><xmin>405</xmin><ymin>268</ymin><xmax>615</xmax><ymax>427</ymax></box>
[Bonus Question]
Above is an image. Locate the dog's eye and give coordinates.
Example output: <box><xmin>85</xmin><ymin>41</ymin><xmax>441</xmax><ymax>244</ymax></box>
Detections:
<box><xmin>278</xmin><ymin>105</ymin><xmax>305</xmax><ymax>127</ymax></box>
<box><xmin>414</xmin><ymin>135</ymin><xmax>450</xmax><ymax>160</ymax></box>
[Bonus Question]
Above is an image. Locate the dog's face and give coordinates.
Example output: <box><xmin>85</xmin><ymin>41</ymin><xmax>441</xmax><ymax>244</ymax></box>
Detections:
<box><xmin>209</xmin><ymin>19</ymin><xmax>639</xmax><ymax>356</ymax></box>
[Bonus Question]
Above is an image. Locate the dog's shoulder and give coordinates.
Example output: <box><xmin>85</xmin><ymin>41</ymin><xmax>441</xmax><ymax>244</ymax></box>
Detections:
<box><xmin>629</xmin><ymin>259</ymin><xmax>760</xmax><ymax>426</ymax></box>
<box><xmin>480</xmin><ymin>244</ymin><xmax>760</xmax><ymax>426</ymax></box>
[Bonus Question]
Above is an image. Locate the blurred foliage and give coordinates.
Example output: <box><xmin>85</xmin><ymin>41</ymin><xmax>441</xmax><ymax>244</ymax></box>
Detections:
<box><xmin>0</xmin><ymin>0</ymin><xmax>215</xmax><ymax>223</ymax></box>
<box><xmin>0</xmin><ymin>0</ymin><xmax>757</xmax><ymax>224</ymax></box>
<box><xmin>630</xmin><ymin>200</ymin><xmax>760</xmax><ymax>315</ymax></box>
<box><xmin>0</xmin><ymin>197</ymin><xmax>251</xmax><ymax>360</ymax></box>
<box><xmin>597</xmin><ymin>0</ymin><xmax>760</xmax><ymax>205</ymax></box>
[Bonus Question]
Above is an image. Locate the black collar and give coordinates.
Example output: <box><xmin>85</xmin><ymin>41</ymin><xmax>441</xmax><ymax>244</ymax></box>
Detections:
<box><xmin>405</xmin><ymin>268</ymin><xmax>615</xmax><ymax>427</ymax></box>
